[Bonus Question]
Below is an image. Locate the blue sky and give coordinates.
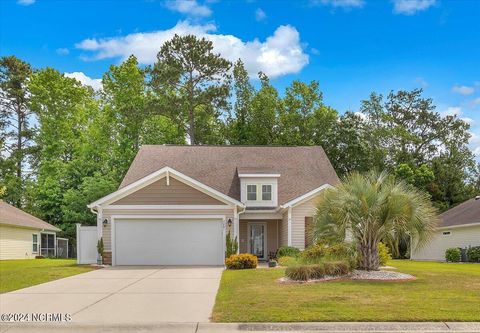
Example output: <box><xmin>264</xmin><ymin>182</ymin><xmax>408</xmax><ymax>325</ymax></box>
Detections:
<box><xmin>1</xmin><ymin>0</ymin><xmax>479</xmax><ymax>157</ymax></box>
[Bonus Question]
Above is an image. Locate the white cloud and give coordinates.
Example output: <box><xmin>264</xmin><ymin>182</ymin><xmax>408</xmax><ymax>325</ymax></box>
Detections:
<box><xmin>441</xmin><ymin>106</ymin><xmax>461</xmax><ymax>117</ymax></box>
<box><xmin>17</xmin><ymin>0</ymin><xmax>35</xmax><ymax>5</ymax></box>
<box><xmin>255</xmin><ymin>8</ymin><xmax>267</xmax><ymax>21</ymax></box>
<box><xmin>311</xmin><ymin>0</ymin><xmax>364</xmax><ymax>8</ymax></box>
<box><xmin>452</xmin><ymin>84</ymin><xmax>475</xmax><ymax>95</ymax></box>
<box><xmin>393</xmin><ymin>0</ymin><xmax>436</xmax><ymax>15</ymax></box>
<box><xmin>165</xmin><ymin>0</ymin><xmax>211</xmax><ymax>17</ymax></box>
<box><xmin>441</xmin><ymin>106</ymin><xmax>474</xmax><ymax>125</ymax></box>
<box><xmin>469</xmin><ymin>132</ymin><xmax>480</xmax><ymax>157</ymax></box>
<box><xmin>65</xmin><ymin>72</ymin><xmax>102</xmax><ymax>91</ymax></box>
<box><xmin>76</xmin><ymin>21</ymin><xmax>309</xmax><ymax>78</ymax></box>
<box><xmin>56</xmin><ymin>48</ymin><xmax>70</xmax><ymax>56</ymax></box>
<box><xmin>414</xmin><ymin>77</ymin><xmax>429</xmax><ymax>88</ymax></box>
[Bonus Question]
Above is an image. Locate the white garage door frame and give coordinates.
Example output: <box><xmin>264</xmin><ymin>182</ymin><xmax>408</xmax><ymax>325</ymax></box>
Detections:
<box><xmin>110</xmin><ymin>214</ymin><xmax>227</xmax><ymax>266</ymax></box>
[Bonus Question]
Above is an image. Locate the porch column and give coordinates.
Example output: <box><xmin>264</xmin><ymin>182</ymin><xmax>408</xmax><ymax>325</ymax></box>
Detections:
<box><xmin>96</xmin><ymin>207</ymin><xmax>103</xmax><ymax>241</ymax></box>
<box><xmin>233</xmin><ymin>206</ymin><xmax>240</xmax><ymax>253</ymax></box>
<box><xmin>287</xmin><ymin>207</ymin><xmax>292</xmax><ymax>246</ymax></box>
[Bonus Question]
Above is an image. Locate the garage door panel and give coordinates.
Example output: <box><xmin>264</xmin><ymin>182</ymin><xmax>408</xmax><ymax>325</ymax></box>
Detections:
<box><xmin>114</xmin><ymin>219</ymin><xmax>224</xmax><ymax>266</ymax></box>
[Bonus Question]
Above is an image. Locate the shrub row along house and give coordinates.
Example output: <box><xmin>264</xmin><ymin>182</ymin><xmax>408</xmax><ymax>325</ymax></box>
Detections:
<box><xmin>84</xmin><ymin>145</ymin><xmax>339</xmax><ymax>266</ymax></box>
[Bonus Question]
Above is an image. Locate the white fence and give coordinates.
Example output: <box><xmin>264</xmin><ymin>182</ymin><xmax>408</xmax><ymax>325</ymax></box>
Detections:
<box><xmin>76</xmin><ymin>224</ymin><xmax>98</xmax><ymax>264</ymax></box>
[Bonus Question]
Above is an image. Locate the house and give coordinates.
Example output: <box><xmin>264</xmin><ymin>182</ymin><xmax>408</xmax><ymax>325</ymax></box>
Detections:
<box><xmin>0</xmin><ymin>200</ymin><xmax>61</xmax><ymax>260</ymax></box>
<box><xmin>86</xmin><ymin>145</ymin><xmax>339</xmax><ymax>266</ymax></box>
<box><xmin>411</xmin><ymin>196</ymin><xmax>480</xmax><ymax>261</ymax></box>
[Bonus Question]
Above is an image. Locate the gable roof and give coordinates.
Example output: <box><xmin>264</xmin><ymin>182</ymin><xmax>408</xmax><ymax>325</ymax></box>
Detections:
<box><xmin>89</xmin><ymin>166</ymin><xmax>244</xmax><ymax>208</ymax></box>
<box><xmin>0</xmin><ymin>200</ymin><xmax>60</xmax><ymax>232</ymax></box>
<box><xmin>119</xmin><ymin>145</ymin><xmax>340</xmax><ymax>206</ymax></box>
<box><xmin>439</xmin><ymin>197</ymin><xmax>480</xmax><ymax>228</ymax></box>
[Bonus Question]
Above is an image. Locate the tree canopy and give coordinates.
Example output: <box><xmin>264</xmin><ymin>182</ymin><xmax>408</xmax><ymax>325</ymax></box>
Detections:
<box><xmin>0</xmin><ymin>34</ymin><xmax>478</xmax><ymax>246</ymax></box>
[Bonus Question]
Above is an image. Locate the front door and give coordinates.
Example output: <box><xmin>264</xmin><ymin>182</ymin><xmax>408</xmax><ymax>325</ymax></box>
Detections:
<box><xmin>248</xmin><ymin>223</ymin><xmax>267</xmax><ymax>260</ymax></box>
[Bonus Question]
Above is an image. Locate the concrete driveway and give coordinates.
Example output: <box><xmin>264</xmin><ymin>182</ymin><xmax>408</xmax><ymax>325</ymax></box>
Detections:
<box><xmin>0</xmin><ymin>266</ymin><xmax>223</xmax><ymax>324</ymax></box>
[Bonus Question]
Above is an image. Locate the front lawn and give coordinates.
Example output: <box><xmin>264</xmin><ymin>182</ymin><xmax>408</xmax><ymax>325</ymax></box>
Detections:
<box><xmin>212</xmin><ymin>260</ymin><xmax>480</xmax><ymax>322</ymax></box>
<box><xmin>0</xmin><ymin>259</ymin><xmax>96</xmax><ymax>293</ymax></box>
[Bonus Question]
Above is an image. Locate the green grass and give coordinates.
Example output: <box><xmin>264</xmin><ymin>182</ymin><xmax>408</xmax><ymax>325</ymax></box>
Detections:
<box><xmin>213</xmin><ymin>260</ymin><xmax>480</xmax><ymax>322</ymax></box>
<box><xmin>0</xmin><ymin>259</ymin><xmax>96</xmax><ymax>293</ymax></box>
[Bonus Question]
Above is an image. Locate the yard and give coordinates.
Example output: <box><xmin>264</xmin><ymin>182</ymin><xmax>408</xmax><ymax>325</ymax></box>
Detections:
<box><xmin>0</xmin><ymin>259</ymin><xmax>96</xmax><ymax>293</ymax></box>
<box><xmin>212</xmin><ymin>260</ymin><xmax>480</xmax><ymax>322</ymax></box>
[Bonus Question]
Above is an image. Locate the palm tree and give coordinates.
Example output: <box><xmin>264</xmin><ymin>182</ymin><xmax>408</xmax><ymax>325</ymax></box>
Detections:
<box><xmin>312</xmin><ymin>171</ymin><xmax>439</xmax><ymax>271</ymax></box>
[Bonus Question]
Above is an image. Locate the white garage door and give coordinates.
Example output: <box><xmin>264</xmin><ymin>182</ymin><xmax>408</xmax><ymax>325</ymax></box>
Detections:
<box><xmin>114</xmin><ymin>219</ymin><xmax>224</xmax><ymax>266</ymax></box>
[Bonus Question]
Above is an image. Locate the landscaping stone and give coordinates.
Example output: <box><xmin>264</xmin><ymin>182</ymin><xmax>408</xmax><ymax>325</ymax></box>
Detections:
<box><xmin>278</xmin><ymin>269</ymin><xmax>415</xmax><ymax>284</ymax></box>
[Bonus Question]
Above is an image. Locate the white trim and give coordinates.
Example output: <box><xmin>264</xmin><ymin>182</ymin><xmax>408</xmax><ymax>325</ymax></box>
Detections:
<box><xmin>76</xmin><ymin>224</ymin><xmax>81</xmax><ymax>264</ymax></box>
<box><xmin>238</xmin><ymin>173</ymin><xmax>281</xmax><ymax>178</ymax></box>
<box><xmin>287</xmin><ymin>207</ymin><xmax>292</xmax><ymax>246</ymax></box>
<box><xmin>437</xmin><ymin>223</ymin><xmax>480</xmax><ymax>230</ymax></box>
<box><xmin>103</xmin><ymin>205</ymin><xmax>232</xmax><ymax>210</ymax></box>
<box><xmin>111</xmin><ymin>214</ymin><xmax>226</xmax><ymax>220</ymax></box>
<box><xmin>88</xmin><ymin>166</ymin><xmax>244</xmax><ymax>208</ymax></box>
<box><xmin>247</xmin><ymin>222</ymin><xmax>268</xmax><ymax>260</ymax></box>
<box><xmin>241</xmin><ymin>212</ymin><xmax>283</xmax><ymax>220</ymax></box>
<box><xmin>32</xmin><ymin>233</ymin><xmax>39</xmax><ymax>253</ymax></box>
<box><xmin>281</xmin><ymin>184</ymin><xmax>332</xmax><ymax>208</ymax></box>
<box><xmin>110</xmin><ymin>214</ymin><xmax>226</xmax><ymax>266</ymax></box>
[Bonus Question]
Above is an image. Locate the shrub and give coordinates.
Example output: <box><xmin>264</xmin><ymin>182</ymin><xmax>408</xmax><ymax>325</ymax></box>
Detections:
<box><xmin>225</xmin><ymin>231</ymin><xmax>238</xmax><ymax>258</ymax></box>
<box><xmin>301</xmin><ymin>242</ymin><xmax>357</xmax><ymax>269</ymax></box>
<box><xmin>277</xmin><ymin>246</ymin><xmax>300</xmax><ymax>258</ymax></box>
<box><xmin>323</xmin><ymin>261</ymin><xmax>351</xmax><ymax>276</ymax></box>
<box><xmin>285</xmin><ymin>265</ymin><xmax>314</xmax><ymax>281</ymax></box>
<box><xmin>278</xmin><ymin>256</ymin><xmax>298</xmax><ymax>267</ymax></box>
<box><xmin>301</xmin><ymin>243</ymin><xmax>327</xmax><ymax>261</ymax></box>
<box><xmin>445</xmin><ymin>247</ymin><xmax>461</xmax><ymax>262</ymax></box>
<box><xmin>97</xmin><ymin>238</ymin><xmax>104</xmax><ymax>257</ymax></box>
<box><xmin>285</xmin><ymin>261</ymin><xmax>351</xmax><ymax>281</ymax></box>
<box><xmin>225</xmin><ymin>253</ymin><xmax>258</xmax><ymax>269</ymax></box>
<box><xmin>309</xmin><ymin>264</ymin><xmax>326</xmax><ymax>279</ymax></box>
<box><xmin>467</xmin><ymin>246</ymin><xmax>480</xmax><ymax>263</ymax></box>
<box><xmin>377</xmin><ymin>242</ymin><xmax>392</xmax><ymax>266</ymax></box>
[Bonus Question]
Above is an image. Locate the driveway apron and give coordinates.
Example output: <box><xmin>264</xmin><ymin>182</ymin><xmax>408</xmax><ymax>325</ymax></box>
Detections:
<box><xmin>0</xmin><ymin>266</ymin><xmax>223</xmax><ymax>324</ymax></box>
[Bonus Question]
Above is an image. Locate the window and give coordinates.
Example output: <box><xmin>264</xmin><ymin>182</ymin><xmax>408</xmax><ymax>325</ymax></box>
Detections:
<box><xmin>32</xmin><ymin>234</ymin><xmax>38</xmax><ymax>253</ymax></box>
<box><xmin>262</xmin><ymin>184</ymin><xmax>272</xmax><ymax>201</ymax></box>
<box><xmin>41</xmin><ymin>233</ymin><xmax>55</xmax><ymax>257</ymax></box>
<box><xmin>247</xmin><ymin>184</ymin><xmax>257</xmax><ymax>200</ymax></box>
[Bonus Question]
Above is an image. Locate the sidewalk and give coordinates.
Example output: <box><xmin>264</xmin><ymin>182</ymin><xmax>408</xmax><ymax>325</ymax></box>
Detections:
<box><xmin>2</xmin><ymin>322</ymin><xmax>480</xmax><ymax>333</ymax></box>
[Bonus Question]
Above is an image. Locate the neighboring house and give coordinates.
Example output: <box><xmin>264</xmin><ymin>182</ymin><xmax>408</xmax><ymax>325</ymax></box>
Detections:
<box><xmin>0</xmin><ymin>200</ymin><xmax>61</xmax><ymax>260</ymax></box>
<box><xmin>86</xmin><ymin>145</ymin><xmax>339</xmax><ymax>266</ymax></box>
<box><xmin>411</xmin><ymin>197</ymin><xmax>480</xmax><ymax>261</ymax></box>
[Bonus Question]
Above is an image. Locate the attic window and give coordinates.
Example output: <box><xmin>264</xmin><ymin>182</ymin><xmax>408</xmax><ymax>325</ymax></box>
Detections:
<box><xmin>442</xmin><ymin>231</ymin><xmax>451</xmax><ymax>236</ymax></box>
<box><xmin>262</xmin><ymin>185</ymin><xmax>272</xmax><ymax>201</ymax></box>
<box><xmin>247</xmin><ymin>185</ymin><xmax>257</xmax><ymax>201</ymax></box>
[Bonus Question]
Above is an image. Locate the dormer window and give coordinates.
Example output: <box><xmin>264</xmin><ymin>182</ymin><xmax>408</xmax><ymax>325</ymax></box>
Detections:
<box><xmin>247</xmin><ymin>185</ymin><xmax>257</xmax><ymax>200</ymax></box>
<box><xmin>238</xmin><ymin>168</ymin><xmax>280</xmax><ymax>207</ymax></box>
<box><xmin>262</xmin><ymin>185</ymin><xmax>272</xmax><ymax>201</ymax></box>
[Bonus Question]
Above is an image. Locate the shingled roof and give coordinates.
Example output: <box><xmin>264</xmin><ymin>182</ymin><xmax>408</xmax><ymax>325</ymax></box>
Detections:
<box><xmin>0</xmin><ymin>200</ymin><xmax>60</xmax><ymax>232</ymax></box>
<box><xmin>119</xmin><ymin>145</ymin><xmax>340</xmax><ymax>205</ymax></box>
<box><xmin>439</xmin><ymin>197</ymin><xmax>480</xmax><ymax>228</ymax></box>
